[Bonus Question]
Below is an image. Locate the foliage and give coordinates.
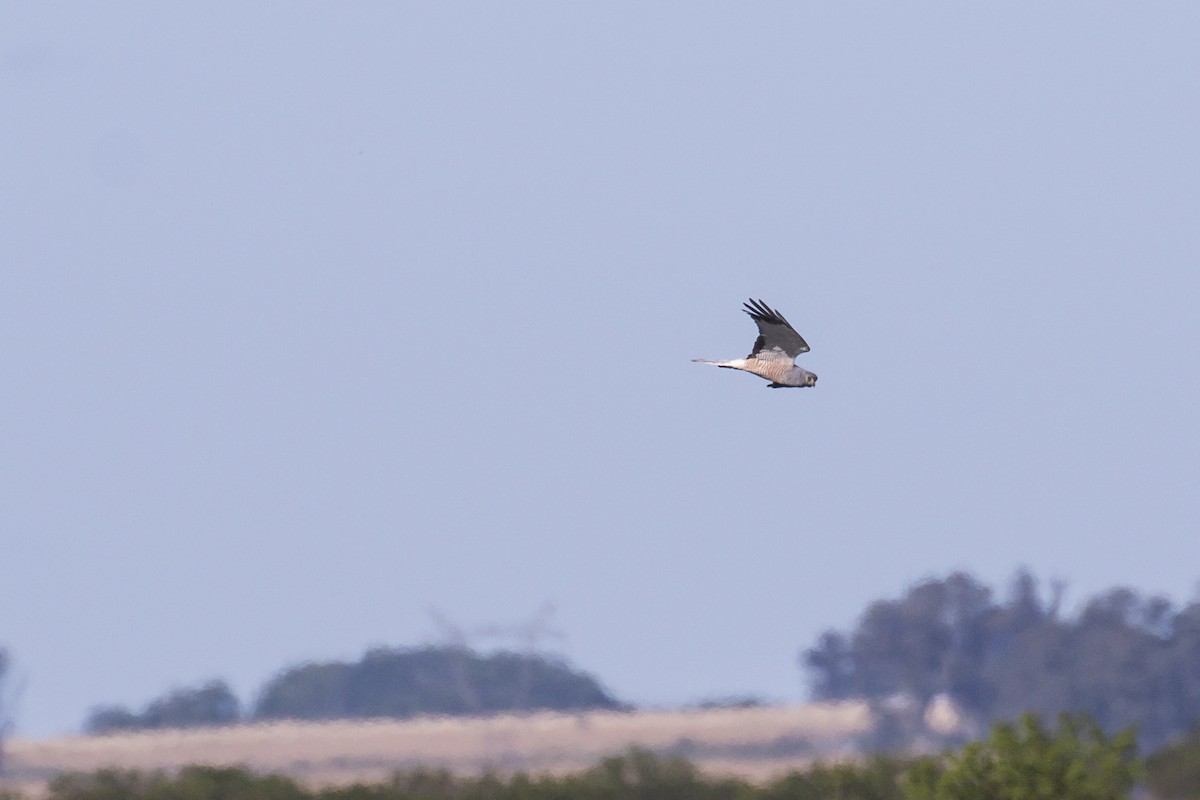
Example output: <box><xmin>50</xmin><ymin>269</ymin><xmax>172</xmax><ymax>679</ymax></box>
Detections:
<box><xmin>253</xmin><ymin>646</ymin><xmax>622</xmax><ymax>722</ymax></box>
<box><xmin>563</xmin><ymin>748</ymin><xmax>751</xmax><ymax>800</ymax></box>
<box><xmin>5</xmin><ymin>724</ymin><xmax>1158</xmax><ymax>800</ymax></box>
<box><xmin>760</xmin><ymin>755</ymin><xmax>923</xmax><ymax>800</ymax></box>
<box><xmin>1145</xmin><ymin>725</ymin><xmax>1200</xmax><ymax>800</ymax></box>
<box><xmin>903</xmin><ymin>713</ymin><xmax>1139</xmax><ymax>800</ymax></box>
<box><xmin>35</xmin><ymin>753</ymin><xmax>754</xmax><ymax>800</ymax></box>
<box><xmin>84</xmin><ymin>680</ymin><xmax>241</xmax><ymax>734</ymax></box>
<box><xmin>46</xmin><ymin>766</ymin><xmax>307</xmax><ymax>800</ymax></box>
<box><xmin>26</xmin><ymin>750</ymin><xmax>929</xmax><ymax>800</ymax></box>
<box><xmin>803</xmin><ymin>570</ymin><xmax>1200</xmax><ymax>750</ymax></box>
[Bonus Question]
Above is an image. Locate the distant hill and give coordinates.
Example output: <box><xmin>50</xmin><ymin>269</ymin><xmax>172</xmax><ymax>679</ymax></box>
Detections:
<box><xmin>85</xmin><ymin>646</ymin><xmax>622</xmax><ymax>734</ymax></box>
<box><xmin>85</xmin><ymin>680</ymin><xmax>240</xmax><ymax>734</ymax></box>
<box><xmin>253</xmin><ymin>646</ymin><xmax>624</xmax><ymax>721</ymax></box>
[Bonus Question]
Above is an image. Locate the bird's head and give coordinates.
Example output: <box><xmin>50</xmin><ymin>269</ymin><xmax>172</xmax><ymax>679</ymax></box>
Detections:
<box><xmin>805</xmin><ymin>373</ymin><xmax>818</xmax><ymax>387</ymax></box>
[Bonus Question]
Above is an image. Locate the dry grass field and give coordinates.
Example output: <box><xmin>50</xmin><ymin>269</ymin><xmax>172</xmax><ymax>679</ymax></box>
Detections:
<box><xmin>5</xmin><ymin>701</ymin><xmax>872</xmax><ymax>794</ymax></box>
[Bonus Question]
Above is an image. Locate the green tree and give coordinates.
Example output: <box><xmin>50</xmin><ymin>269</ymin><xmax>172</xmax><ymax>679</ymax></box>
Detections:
<box><xmin>903</xmin><ymin>713</ymin><xmax>1139</xmax><ymax>800</ymax></box>
<box><xmin>803</xmin><ymin>571</ymin><xmax>1200</xmax><ymax>749</ymax></box>
<box><xmin>1167</xmin><ymin>601</ymin><xmax>1200</xmax><ymax>734</ymax></box>
<box><xmin>46</xmin><ymin>768</ymin><xmax>157</xmax><ymax>800</ymax></box>
<box><xmin>569</xmin><ymin>748</ymin><xmax>750</xmax><ymax>800</ymax></box>
<box><xmin>761</xmin><ymin>755</ymin><xmax>918</xmax><ymax>800</ymax></box>
<box><xmin>804</xmin><ymin>572</ymin><xmax>994</xmax><ymax>709</ymax></box>
<box><xmin>46</xmin><ymin>766</ymin><xmax>306</xmax><ymax>800</ymax></box>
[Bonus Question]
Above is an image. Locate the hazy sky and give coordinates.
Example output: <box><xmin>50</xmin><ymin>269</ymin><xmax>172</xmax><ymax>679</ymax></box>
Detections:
<box><xmin>3</xmin><ymin>4</ymin><xmax>1199</xmax><ymax>738</ymax></box>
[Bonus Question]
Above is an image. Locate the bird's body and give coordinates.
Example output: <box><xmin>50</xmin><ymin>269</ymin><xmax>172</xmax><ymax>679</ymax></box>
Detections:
<box><xmin>693</xmin><ymin>299</ymin><xmax>817</xmax><ymax>388</ymax></box>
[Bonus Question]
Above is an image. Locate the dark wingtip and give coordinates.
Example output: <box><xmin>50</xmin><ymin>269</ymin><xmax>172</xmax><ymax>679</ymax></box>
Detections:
<box><xmin>743</xmin><ymin>298</ymin><xmax>769</xmax><ymax>318</ymax></box>
<box><xmin>743</xmin><ymin>298</ymin><xmax>787</xmax><ymax>326</ymax></box>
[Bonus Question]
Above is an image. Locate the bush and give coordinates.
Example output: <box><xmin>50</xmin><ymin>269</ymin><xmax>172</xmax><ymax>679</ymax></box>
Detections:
<box><xmin>903</xmin><ymin>713</ymin><xmax>1140</xmax><ymax>800</ymax></box>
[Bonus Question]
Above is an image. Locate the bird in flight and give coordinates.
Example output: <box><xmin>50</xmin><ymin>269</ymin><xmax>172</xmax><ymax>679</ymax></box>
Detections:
<box><xmin>693</xmin><ymin>299</ymin><xmax>818</xmax><ymax>388</ymax></box>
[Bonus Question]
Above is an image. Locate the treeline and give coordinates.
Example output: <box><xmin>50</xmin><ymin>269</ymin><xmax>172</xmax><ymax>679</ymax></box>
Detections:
<box><xmin>20</xmin><ymin>714</ymin><xmax>1174</xmax><ymax>800</ymax></box>
<box><xmin>803</xmin><ymin>570</ymin><xmax>1200</xmax><ymax>750</ymax></box>
<box><xmin>85</xmin><ymin>646</ymin><xmax>621</xmax><ymax>734</ymax></box>
<box><xmin>75</xmin><ymin>570</ymin><xmax>1200</xmax><ymax>748</ymax></box>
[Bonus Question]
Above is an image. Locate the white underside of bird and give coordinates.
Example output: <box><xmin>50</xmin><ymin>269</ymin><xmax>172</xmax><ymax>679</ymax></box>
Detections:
<box><xmin>692</xmin><ymin>358</ymin><xmax>748</xmax><ymax>369</ymax></box>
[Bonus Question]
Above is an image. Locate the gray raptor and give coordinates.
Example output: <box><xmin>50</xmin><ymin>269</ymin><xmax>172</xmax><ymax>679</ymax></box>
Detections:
<box><xmin>693</xmin><ymin>299</ymin><xmax>818</xmax><ymax>388</ymax></box>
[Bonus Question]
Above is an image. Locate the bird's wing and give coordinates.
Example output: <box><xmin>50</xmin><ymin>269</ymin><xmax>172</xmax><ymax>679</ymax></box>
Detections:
<box><xmin>743</xmin><ymin>298</ymin><xmax>810</xmax><ymax>359</ymax></box>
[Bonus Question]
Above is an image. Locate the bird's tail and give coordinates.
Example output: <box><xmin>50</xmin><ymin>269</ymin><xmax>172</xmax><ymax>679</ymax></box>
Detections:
<box><xmin>692</xmin><ymin>358</ymin><xmax>747</xmax><ymax>369</ymax></box>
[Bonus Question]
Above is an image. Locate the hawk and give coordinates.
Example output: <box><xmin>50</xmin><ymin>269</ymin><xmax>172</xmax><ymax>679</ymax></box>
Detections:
<box><xmin>693</xmin><ymin>298</ymin><xmax>818</xmax><ymax>388</ymax></box>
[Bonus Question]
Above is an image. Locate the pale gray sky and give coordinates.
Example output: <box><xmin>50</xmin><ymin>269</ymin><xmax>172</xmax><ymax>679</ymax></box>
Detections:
<box><xmin>3</xmin><ymin>4</ymin><xmax>1199</xmax><ymax>737</ymax></box>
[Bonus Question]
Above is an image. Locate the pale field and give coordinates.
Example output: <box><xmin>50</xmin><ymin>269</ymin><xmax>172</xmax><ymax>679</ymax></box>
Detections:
<box><xmin>5</xmin><ymin>701</ymin><xmax>872</xmax><ymax>794</ymax></box>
